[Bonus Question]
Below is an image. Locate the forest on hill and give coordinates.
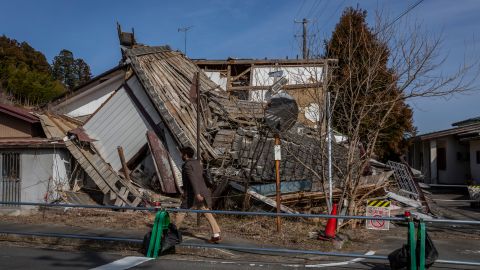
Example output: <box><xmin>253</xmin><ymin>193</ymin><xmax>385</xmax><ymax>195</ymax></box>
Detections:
<box><xmin>0</xmin><ymin>35</ymin><xmax>91</xmax><ymax>106</ymax></box>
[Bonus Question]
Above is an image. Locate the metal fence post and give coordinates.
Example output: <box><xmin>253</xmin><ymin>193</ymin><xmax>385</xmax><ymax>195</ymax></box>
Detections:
<box><xmin>417</xmin><ymin>220</ymin><xmax>426</xmax><ymax>270</ymax></box>
<box><xmin>408</xmin><ymin>220</ymin><xmax>417</xmax><ymax>270</ymax></box>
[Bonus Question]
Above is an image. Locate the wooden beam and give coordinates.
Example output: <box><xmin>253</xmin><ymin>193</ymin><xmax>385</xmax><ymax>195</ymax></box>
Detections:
<box><xmin>226</xmin><ymin>64</ymin><xmax>231</xmax><ymax>91</ymax></box>
<box><xmin>193</xmin><ymin>58</ymin><xmax>336</xmax><ymax>66</ymax></box>
<box><xmin>230</xmin><ymin>67</ymin><xmax>251</xmax><ymax>82</ymax></box>
<box><xmin>230</xmin><ymin>181</ymin><xmax>297</xmax><ymax>213</ymax></box>
<box><xmin>117</xmin><ymin>146</ymin><xmax>131</xmax><ymax>182</ymax></box>
<box><xmin>230</xmin><ymin>82</ymin><xmax>323</xmax><ymax>91</ymax></box>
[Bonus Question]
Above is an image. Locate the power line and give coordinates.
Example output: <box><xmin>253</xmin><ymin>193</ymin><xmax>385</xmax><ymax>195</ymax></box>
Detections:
<box><xmin>306</xmin><ymin>0</ymin><xmax>324</xmax><ymax>19</ymax></box>
<box><xmin>318</xmin><ymin>0</ymin><xmax>346</xmax><ymax>35</ymax></box>
<box><xmin>294</xmin><ymin>0</ymin><xmax>307</xmax><ymax>19</ymax></box>
<box><xmin>375</xmin><ymin>0</ymin><xmax>425</xmax><ymax>35</ymax></box>
<box><xmin>312</xmin><ymin>0</ymin><xmax>330</xmax><ymax>20</ymax></box>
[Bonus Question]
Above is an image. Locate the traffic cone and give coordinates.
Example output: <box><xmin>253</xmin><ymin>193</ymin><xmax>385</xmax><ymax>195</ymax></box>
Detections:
<box><xmin>318</xmin><ymin>203</ymin><xmax>338</xmax><ymax>241</ymax></box>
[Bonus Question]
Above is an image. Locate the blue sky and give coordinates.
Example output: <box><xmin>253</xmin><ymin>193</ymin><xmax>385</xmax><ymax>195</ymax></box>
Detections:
<box><xmin>1</xmin><ymin>0</ymin><xmax>479</xmax><ymax>134</ymax></box>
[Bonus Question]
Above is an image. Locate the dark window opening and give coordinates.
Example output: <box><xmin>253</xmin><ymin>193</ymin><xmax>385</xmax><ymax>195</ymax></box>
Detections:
<box><xmin>1</xmin><ymin>152</ymin><xmax>20</xmax><ymax>180</ymax></box>
<box><xmin>437</xmin><ymin>148</ymin><xmax>446</xmax><ymax>170</ymax></box>
<box><xmin>419</xmin><ymin>152</ymin><xmax>424</xmax><ymax>169</ymax></box>
<box><xmin>476</xmin><ymin>151</ymin><xmax>480</xmax><ymax>164</ymax></box>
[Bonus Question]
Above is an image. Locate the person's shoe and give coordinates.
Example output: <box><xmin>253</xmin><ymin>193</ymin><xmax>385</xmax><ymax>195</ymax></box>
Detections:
<box><xmin>209</xmin><ymin>235</ymin><xmax>222</xmax><ymax>244</ymax></box>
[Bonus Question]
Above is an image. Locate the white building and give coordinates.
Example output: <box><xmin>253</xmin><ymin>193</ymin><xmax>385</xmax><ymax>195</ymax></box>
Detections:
<box><xmin>407</xmin><ymin>117</ymin><xmax>480</xmax><ymax>185</ymax></box>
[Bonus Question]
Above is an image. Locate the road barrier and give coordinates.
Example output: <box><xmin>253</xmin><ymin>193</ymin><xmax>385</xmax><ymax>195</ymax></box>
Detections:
<box><xmin>1</xmin><ymin>201</ymin><xmax>480</xmax><ymax>269</ymax></box>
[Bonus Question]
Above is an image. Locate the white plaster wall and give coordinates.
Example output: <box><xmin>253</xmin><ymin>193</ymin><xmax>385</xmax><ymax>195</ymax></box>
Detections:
<box><xmin>204</xmin><ymin>71</ymin><xmax>227</xmax><ymax>90</ymax></box>
<box><xmin>423</xmin><ymin>142</ymin><xmax>431</xmax><ymax>182</ymax></box>
<box><xmin>437</xmin><ymin>136</ymin><xmax>469</xmax><ymax>184</ymax></box>
<box><xmin>56</xmin><ymin>73</ymin><xmax>124</xmax><ymax>118</ymax></box>
<box><xmin>430</xmin><ymin>140</ymin><xmax>437</xmax><ymax>184</ymax></box>
<box><xmin>250</xmin><ymin>66</ymin><xmax>323</xmax><ymax>102</ymax></box>
<box><xmin>0</xmin><ymin>148</ymin><xmax>69</xmax><ymax>204</ymax></box>
<box><xmin>20</xmin><ymin>149</ymin><xmax>53</xmax><ymax>203</ymax></box>
<box><xmin>469</xmin><ymin>140</ymin><xmax>480</xmax><ymax>182</ymax></box>
<box><xmin>52</xmin><ymin>146</ymin><xmax>70</xmax><ymax>194</ymax></box>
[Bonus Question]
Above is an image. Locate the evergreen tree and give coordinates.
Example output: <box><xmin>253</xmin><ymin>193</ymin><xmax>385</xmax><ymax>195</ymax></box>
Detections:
<box><xmin>52</xmin><ymin>49</ymin><xmax>92</xmax><ymax>90</ymax></box>
<box><xmin>0</xmin><ymin>35</ymin><xmax>65</xmax><ymax>106</ymax></box>
<box><xmin>52</xmin><ymin>49</ymin><xmax>76</xmax><ymax>89</ymax></box>
<box><xmin>74</xmin><ymin>58</ymin><xmax>92</xmax><ymax>86</ymax></box>
<box><xmin>325</xmin><ymin>8</ymin><xmax>415</xmax><ymax>160</ymax></box>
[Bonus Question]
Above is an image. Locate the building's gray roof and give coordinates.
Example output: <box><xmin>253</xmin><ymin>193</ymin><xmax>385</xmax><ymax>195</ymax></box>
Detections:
<box><xmin>452</xmin><ymin>116</ymin><xmax>480</xmax><ymax>127</ymax></box>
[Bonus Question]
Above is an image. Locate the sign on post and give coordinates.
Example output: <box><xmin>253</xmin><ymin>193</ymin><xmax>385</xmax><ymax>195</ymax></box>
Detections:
<box><xmin>274</xmin><ymin>145</ymin><xmax>281</xmax><ymax>160</ymax></box>
<box><xmin>366</xmin><ymin>200</ymin><xmax>391</xmax><ymax>230</ymax></box>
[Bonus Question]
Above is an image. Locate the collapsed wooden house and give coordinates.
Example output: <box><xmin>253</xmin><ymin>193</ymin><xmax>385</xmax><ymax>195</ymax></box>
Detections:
<box><xmin>42</xmin><ymin>30</ymin><xmax>349</xmax><ymax>209</ymax></box>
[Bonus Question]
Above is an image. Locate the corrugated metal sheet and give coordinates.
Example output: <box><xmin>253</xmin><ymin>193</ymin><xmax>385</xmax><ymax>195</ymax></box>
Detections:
<box><xmin>83</xmin><ymin>86</ymin><xmax>153</xmax><ymax>171</ymax></box>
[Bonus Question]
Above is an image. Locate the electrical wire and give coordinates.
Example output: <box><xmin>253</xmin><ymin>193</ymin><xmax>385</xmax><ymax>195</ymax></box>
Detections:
<box><xmin>294</xmin><ymin>0</ymin><xmax>307</xmax><ymax>20</ymax></box>
<box><xmin>374</xmin><ymin>0</ymin><xmax>425</xmax><ymax>35</ymax></box>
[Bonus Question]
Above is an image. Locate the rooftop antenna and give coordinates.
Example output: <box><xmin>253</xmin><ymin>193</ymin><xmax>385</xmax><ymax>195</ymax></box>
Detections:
<box><xmin>178</xmin><ymin>26</ymin><xmax>194</xmax><ymax>56</ymax></box>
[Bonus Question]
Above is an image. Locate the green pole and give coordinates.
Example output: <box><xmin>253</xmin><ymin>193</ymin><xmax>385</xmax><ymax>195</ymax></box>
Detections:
<box><xmin>408</xmin><ymin>220</ymin><xmax>417</xmax><ymax>270</ymax></box>
<box><xmin>147</xmin><ymin>210</ymin><xmax>170</xmax><ymax>258</ymax></box>
<box><xmin>417</xmin><ymin>221</ymin><xmax>426</xmax><ymax>270</ymax></box>
<box><xmin>153</xmin><ymin>211</ymin><xmax>170</xmax><ymax>258</ymax></box>
<box><xmin>147</xmin><ymin>211</ymin><xmax>160</xmax><ymax>258</ymax></box>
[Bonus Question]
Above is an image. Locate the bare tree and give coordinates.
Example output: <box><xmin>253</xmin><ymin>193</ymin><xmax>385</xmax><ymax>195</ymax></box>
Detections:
<box><xmin>321</xmin><ymin>8</ymin><xmax>478</xmax><ymax>224</ymax></box>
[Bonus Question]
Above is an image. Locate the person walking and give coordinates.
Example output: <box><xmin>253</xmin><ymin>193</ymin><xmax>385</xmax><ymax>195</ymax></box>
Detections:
<box><xmin>174</xmin><ymin>147</ymin><xmax>222</xmax><ymax>243</ymax></box>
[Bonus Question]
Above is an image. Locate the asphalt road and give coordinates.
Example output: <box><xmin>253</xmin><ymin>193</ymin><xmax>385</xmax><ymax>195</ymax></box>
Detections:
<box><xmin>1</xmin><ymin>245</ymin><xmax>479</xmax><ymax>270</ymax></box>
<box><xmin>0</xmin><ymin>245</ymin><xmax>373</xmax><ymax>270</ymax></box>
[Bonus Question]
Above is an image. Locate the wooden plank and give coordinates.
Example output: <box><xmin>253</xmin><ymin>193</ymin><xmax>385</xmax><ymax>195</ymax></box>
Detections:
<box><xmin>146</xmin><ymin>130</ymin><xmax>178</xmax><ymax>194</ymax></box>
<box><xmin>117</xmin><ymin>146</ymin><xmax>132</xmax><ymax>182</ymax></box>
<box><xmin>230</xmin><ymin>181</ymin><xmax>297</xmax><ymax>213</ymax></box>
<box><xmin>230</xmin><ymin>67</ymin><xmax>251</xmax><ymax>82</ymax></box>
<box><xmin>230</xmin><ymin>82</ymin><xmax>323</xmax><ymax>91</ymax></box>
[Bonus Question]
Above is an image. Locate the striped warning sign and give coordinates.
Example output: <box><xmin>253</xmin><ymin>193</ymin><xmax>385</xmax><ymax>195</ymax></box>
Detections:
<box><xmin>367</xmin><ymin>200</ymin><xmax>391</xmax><ymax>208</ymax></box>
<box><xmin>366</xmin><ymin>201</ymin><xmax>391</xmax><ymax>230</ymax></box>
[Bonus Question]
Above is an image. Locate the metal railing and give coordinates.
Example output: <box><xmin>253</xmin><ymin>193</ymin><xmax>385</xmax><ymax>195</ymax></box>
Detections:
<box><xmin>0</xmin><ymin>180</ymin><xmax>21</xmax><ymax>206</ymax></box>
<box><xmin>1</xmin><ymin>201</ymin><xmax>480</xmax><ymax>268</ymax></box>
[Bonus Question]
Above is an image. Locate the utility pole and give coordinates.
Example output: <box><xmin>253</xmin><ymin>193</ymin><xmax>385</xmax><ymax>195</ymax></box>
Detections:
<box><xmin>178</xmin><ymin>26</ymin><xmax>193</xmax><ymax>56</ymax></box>
<box><xmin>294</xmin><ymin>18</ymin><xmax>309</xmax><ymax>59</ymax></box>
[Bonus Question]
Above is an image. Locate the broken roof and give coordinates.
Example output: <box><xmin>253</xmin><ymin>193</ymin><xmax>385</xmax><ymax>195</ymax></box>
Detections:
<box><xmin>124</xmin><ymin>46</ymin><xmax>224</xmax><ymax>159</ymax></box>
<box><xmin>0</xmin><ymin>137</ymin><xmax>64</xmax><ymax>148</ymax></box>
